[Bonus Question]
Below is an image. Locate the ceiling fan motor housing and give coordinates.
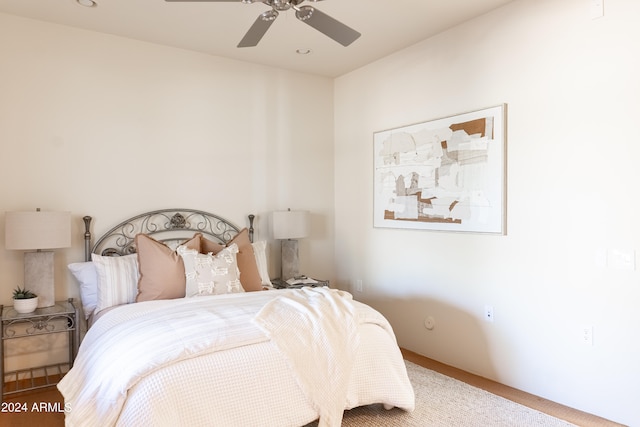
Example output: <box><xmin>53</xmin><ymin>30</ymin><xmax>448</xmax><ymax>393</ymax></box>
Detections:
<box><xmin>267</xmin><ymin>0</ymin><xmax>313</xmax><ymax>11</ymax></box>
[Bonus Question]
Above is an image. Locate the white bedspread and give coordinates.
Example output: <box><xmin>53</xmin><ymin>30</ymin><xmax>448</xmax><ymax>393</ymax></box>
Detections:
<box><xmin>58</xmin><ymin>289</ymin><xmax>415</xmax><ymax>426</ymax></box>
<box><xmin>255</xmin><ymin>287</ymin><xmax>359</xmax><ymax>427</ymax></box>
<box><xmin>58</xmin><ymin>292</ymin><xmax>273</xmax><ymax>426</ymax></box>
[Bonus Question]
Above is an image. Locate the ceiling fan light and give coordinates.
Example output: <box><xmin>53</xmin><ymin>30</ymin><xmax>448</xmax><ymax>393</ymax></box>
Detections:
<box><xmin>76</xmin><ymin>0</ymin><xmax>97</xmax><ymax>7</ymax></box>
<box><xmin>241</xmin><ymin>0</ymin><xmax>255</xmax><ymax>4</ymax></box>
<box><xmin>295</xmin><ymin>6</ymin><xmax>314</xmax><ymax>21</ymax></box>
<box><xmin>272</xmin><ymin>0</ymin><xmax>292</xmax><ymax>11</ymax></box>
<box><xmin>260</xmin><ymin>10</ymin><xmax>279</xmax><ymax>22</ymax></box>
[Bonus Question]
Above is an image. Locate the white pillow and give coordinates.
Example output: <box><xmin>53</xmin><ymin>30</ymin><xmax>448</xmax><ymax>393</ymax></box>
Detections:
<box><xmin>91</xmin><ymin>253</ymin><xmax>139</xmax><ymax>314</ymax></box>
<box><xmin>68</xmin><ymin>262</ymin><xmax>98</xmax><ymax>320</ymax></box>
<box><xmin>178</xmin><ymin>243</ymin><xmax>244</xmax><ymax>297</ymax></box>
<box><xmin>251</xmin><ymin>240</ymin><xmax>272</xmax><ymax>286</ymax></box>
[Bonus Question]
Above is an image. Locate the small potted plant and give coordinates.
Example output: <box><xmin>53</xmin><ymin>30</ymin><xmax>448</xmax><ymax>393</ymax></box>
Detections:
<box><xmin>13</xmin><ymin>286</ymin><xmax>38</xmax><ymax>314</ymax></box>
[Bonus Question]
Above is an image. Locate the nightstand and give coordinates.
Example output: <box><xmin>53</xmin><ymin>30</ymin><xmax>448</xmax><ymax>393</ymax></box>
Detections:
<box><xmin>1</xmin><ymin>298</ymin><xmax>79</xmax><ymax>402</ymax></box>
<box><xmin>271</xmin><ymin>277</ymin><xmax>330</xmax><ymax>289</ymax></box>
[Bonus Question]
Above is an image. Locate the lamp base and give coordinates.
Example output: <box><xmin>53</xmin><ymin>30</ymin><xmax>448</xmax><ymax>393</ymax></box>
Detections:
<box><xmin>24</xmin><ymin>251</ymin><xmax>55</xmax><ymax>308</ymax></box>
<box><xmin>281</xmin><ymin>239</ymin><xmax>300</xmax><ymax>281</ymax></box>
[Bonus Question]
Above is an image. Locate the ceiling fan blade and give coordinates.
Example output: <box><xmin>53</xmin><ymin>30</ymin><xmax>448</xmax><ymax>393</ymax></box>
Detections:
<box><xmin>296</xmin><ymin>6</ymin><xmax>360</xmax><ymax>47</ymax></box>
<box><xmin>238</xmin><ymin>11</ymin><xmax>278</xmax><ymax>48</ymax></box>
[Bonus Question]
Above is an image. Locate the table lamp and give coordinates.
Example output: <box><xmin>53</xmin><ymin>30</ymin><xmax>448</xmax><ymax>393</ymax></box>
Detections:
<box><xmin>5</xmin><ymin>209</ymin><xmax>71</xmax><ymax>308</ymax></box>
<box><xmin>271</xmin><ymin>209</ymin><xmax>309</xmax><ymax>281</ymax></box>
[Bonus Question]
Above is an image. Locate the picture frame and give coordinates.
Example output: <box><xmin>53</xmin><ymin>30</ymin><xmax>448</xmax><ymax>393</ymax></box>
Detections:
<box><xmin>373</xmin><ymin>104</ymin><xmax>507</xmax><ymax>234</ymax></box>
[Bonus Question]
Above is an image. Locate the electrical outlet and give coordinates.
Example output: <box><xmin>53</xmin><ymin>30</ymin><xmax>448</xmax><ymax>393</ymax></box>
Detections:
<box><xmin>355</xmin><ymin>279</ymin><xmax>363</xmax><ymax>292</ymax></box>
<box><xmin>582</xmin><ymin>326</ymin><xmax>594</xmax><ymax>346</ymax></box>
<box><xmin>484</xmin><ymin>305</ymin><xmax>494</xmax><ymax>323</ymax></box>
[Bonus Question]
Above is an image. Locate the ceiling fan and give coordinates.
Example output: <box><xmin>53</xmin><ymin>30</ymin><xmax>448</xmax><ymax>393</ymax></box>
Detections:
<box><xmin>165</xmin><ymin>0</ymin><xmax>361</xmax><ymax>48</ymax></box>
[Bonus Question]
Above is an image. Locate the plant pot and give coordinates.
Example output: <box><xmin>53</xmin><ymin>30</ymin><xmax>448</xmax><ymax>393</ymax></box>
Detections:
<box><xmin>13</xmin><ymin>297</ymin><xmax>38</xmax><ymax>314</ymax></box>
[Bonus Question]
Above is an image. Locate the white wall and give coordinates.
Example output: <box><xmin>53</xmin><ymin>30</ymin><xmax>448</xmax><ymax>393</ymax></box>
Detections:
<box><xmin>0</xmin><ymin>13</ymin><xmax>335</xmax><ymax>369</ymax></box>
<box><xmin>334</xmin><ymin>0</ymin><xmax>639</xmax><ymax>425</ymax></box>
<box><xmin>2</xmin><ymin>2</ymin><xmax>638</xmax><ymax>424</ymax></box>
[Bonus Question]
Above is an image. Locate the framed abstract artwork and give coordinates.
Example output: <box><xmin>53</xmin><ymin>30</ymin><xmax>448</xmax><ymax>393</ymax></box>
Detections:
<box><xmin>373</xmin><ymin>104</ymin><xmax>507</xmax><ymax>234</ymax></box>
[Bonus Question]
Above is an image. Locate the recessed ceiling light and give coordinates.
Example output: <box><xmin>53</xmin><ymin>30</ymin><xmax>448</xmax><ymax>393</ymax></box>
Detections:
<box><xmin>296</xmin><ymin>48</ymin><xmax>312</xmax><ymax>55</ymax></box>
<box><xmin>76</xmin><ymin>0</ymin><xmax>97</xmax><ymax>7</ymax></box>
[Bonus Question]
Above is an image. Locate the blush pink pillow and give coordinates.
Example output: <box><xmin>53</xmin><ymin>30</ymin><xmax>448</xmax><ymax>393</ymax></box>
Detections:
<box><xmin>135</xmin><ymin>233</ymin><xmax>201</xmax><ymax>302</ymax></box>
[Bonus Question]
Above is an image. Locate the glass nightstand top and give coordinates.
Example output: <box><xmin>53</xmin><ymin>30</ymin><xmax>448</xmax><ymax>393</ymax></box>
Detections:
<box><xmin>1</xmin><ymin>300</ymin><xmax>75</xmax><ymax>321</ymax></box>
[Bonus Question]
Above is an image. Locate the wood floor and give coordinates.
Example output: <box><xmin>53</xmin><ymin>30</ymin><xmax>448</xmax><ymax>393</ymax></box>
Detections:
<box><xmin>401</xmin><ymin>348</ymin><xmax>624</xmax><ymax>427</ymax></box>
<box><xmin>2</xmin><ymin>349</ymin><xmax>624</xmax><ymax>427</ymax></box>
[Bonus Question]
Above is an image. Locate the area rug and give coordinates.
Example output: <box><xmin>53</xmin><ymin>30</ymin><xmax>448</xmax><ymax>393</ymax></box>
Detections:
<box><xmin>333</xmin><ymin>361</ymin><xmax>576</xmax><ymax>426</ymax></box>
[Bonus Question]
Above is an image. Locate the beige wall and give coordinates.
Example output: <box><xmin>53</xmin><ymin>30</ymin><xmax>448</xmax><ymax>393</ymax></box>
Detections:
<box><xmin>0</xmin><ymin>13</ymin><xmax>335</xmax><ymax>369</ymax></box>
<box><xmin>334</xmin><ymin>0</ymin><xmax>639</xmax><ymax>425</ymax></box>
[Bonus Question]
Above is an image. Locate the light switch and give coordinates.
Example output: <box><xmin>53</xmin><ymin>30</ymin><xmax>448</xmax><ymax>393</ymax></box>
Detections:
<box><xmin>607</xmin><ymin>249</ymin><xmax>635</xmax><ymax>271</ymax></box>
<box><xmin>591</xmin><ymin>0</ymin><xmax>604</xmax><ymax>19</ymax></box>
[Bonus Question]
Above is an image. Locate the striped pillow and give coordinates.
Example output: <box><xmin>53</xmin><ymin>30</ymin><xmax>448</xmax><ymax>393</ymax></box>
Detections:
<box><xmin>91</xmin><ymin>253</ymin><xmax>139</xmax><ymax>314</ymax></box>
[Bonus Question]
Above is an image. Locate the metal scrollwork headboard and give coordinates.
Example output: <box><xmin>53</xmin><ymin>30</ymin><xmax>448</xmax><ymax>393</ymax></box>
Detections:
<box><xmin>83</xmin><ymin>209</ymin><xmax>255</xmax><ymax>261</ymax></box>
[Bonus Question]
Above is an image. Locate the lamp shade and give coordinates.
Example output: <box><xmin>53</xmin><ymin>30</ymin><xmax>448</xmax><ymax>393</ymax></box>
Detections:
<box><xmin>5</xmin><ymin>211</ymin><xmax>71</xmax><ymax>250</ymax></box>
<box><xmin>272</xmin><ymin>210</ymin><xmax>309</xmax><ymax>240</ymax></box>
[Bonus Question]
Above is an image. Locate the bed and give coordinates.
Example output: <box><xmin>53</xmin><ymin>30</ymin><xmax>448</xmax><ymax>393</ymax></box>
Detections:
<box><xmin>58</xmin><ymin>208</ymin><xmax>414</xmax><ymax>427</ymax></box>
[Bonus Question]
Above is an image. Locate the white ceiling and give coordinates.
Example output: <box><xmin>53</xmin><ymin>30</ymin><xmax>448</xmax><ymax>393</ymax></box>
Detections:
<box><xmin>0</xmin><ymin>0</ymin><xmax>516</xmax><ymax>77</ymax></box>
